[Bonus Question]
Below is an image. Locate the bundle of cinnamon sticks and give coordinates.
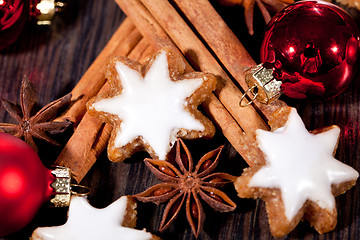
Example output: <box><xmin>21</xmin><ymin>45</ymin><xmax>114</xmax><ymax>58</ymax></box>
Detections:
<box><xmin>55</xmin><ymin>0</ymin><xmax>286</xmax><ymax>182</ymax></box>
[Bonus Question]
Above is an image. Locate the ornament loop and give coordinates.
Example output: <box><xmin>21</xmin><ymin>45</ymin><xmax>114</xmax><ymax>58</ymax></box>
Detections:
<box><xmin>239</xmin><ymin>85</ymin><xmax>258</xmax><ymax>107</ymax></box>
<box><xmin>70</xmin><ymin>184</ymin><xmax>91</xmax><ymax>197</ymax></box>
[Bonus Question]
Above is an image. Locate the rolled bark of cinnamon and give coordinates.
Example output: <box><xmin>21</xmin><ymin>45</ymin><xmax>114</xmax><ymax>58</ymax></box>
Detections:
<box><xmin>202</xmin><ymin>95</ymin><xmax>261</xmax><ymax>165</ymax></box>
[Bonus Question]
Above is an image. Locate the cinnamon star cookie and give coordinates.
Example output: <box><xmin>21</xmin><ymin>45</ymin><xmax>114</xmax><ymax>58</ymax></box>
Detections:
<box><xmin>87</xmin><ymin>47</ymin><xmax>216</xmax><ymax>162</ymax></box>
<box><xmin>31</xmin><ymin>196</ymin><xmax>159</xmax><ymax>240</ymax></box>
<box><xmin>234</xmin><ymin>107</ymin><xmax>358</xmax><ymax>237</ymax></box>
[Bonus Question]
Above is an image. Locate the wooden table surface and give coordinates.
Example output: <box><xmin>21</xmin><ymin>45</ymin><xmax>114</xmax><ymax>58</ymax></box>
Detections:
<box><xmin>1</xmin><ymin>0</ymin><xmax>360</xmax><ymax>239</ymax></box>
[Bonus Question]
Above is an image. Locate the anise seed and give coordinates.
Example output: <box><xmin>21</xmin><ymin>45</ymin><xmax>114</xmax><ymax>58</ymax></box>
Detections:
<box><xmin>209</xmin><ymin>192</ymin><xmax>223</xmax><ymax>203</ymax></box>
<box><xmin>169</xmin><ymin>199</ymin><xmax>182</xmax><ymax>217</ymax></box>
<box><xmin>153</xmin><ymin>187</ymin><xmax>173</xmax><ymax>196</ymax></box>
<box><xmin>159</xmin><ymin>165</ymin><xmax>176</xmax><ymax>177</ymax></box>
<box><xmin>181</xmin><ymin>153</ymin><xmax>189</xmax><ymax>169</ymax></box>
<box><xmin>209</xmin><ymin>177</ymin><xmax>225</xmax><ymax>183</ymax></box>
<box><xmin>191</xmin><ymin>201</ymin><xmax>198</xmax><ymax>219</ymax></box>
<box><xmin>199</xmin><ymin>159</ymin><xmax>213</xmax><ymax>172</ymax></box>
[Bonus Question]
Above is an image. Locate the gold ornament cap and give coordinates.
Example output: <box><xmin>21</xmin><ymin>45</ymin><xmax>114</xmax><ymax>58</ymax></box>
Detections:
<box><xmin>240</xmin><ymin>64</ymin><xmax>282</xmax><ymax>106</ymax></box>
<box><xmin>50</xmin><ymin>166</ymin><xmax>91</xmax><ymax>207</ymax></box>
<box><xmin>34</xmin><ymin>0</ymin><xmax>65</xmax><ymax>25</ymax></box>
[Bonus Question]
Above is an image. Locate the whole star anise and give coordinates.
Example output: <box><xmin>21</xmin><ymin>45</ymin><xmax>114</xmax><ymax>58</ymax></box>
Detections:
<box><xmin>134</xmin><ymin>138</ymin><xmax>237</xmax><ymax>238</ymax></box>
<box><xmin>0</xmin><ymin>75</ymin><xmax>72</xmax><ymax>152</ymax></box>
<box><xmin>218</xmin><ymin>0</ymin><xmax>294</xmax><ymax>35</ymax></box>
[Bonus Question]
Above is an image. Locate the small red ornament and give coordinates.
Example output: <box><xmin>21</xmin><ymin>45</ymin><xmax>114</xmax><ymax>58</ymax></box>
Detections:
<box><xmin>242</xmin><ymin>0</ymin><xmax>360</xmax><ymax>105</ymax></box>
<box><xmin>0</xmin><ymin>133</ymin><xmax>74</xmax><ymax>237</ymax></box>
<box><xmin>0</xmin><ymin>0</ymin><xmax>64</xmax><ymax>51</ymax></box>
<box><xmin>0</xmin><ymin>0</ymin><xmax>28</xmax><ymax>50</ymax></box>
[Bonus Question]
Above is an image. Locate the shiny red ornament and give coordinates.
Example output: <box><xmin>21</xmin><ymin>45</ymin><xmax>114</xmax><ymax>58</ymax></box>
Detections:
<box><xmin>0</xmin><ymin>0</ymin><xmax>60</xmax><ymax>51</ymax></box>
<box><xmin>0</xmin><ymin>132</ymin><xmax>55</xmax><ymax>237</ymax></box>
<box><xmin>0</xmin><ymin>0</ymin><xmax>28</xmax><ymax>50</ymax></box>
<box><xmin>260</xmin><ymin>0</ymin><xmax>360</xmax><ymax>99</ymax></box>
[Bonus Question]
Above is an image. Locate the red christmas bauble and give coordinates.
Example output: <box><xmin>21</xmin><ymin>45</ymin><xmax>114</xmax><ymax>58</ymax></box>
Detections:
<box><xmin>0</xmin><ymin>0</ymin><xmax>28</xmax><ymax>51</ymax></box>
<box><xmin>260</xmin><ymin>0</ymin><xmax>360</xmax><ymax>99</ymax></box>
<box><xmin>0</xmin><ymin>133</ymin><xmax>55</xmax><ymax>237</ymax></box>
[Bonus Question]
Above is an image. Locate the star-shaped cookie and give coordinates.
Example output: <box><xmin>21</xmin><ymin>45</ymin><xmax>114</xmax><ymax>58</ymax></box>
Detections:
<box><xmin>31</xmin><ymin>196</ymin><xmax>159</xmax><ymax>240</ymax></box>
<box><xmin>87</xmin><ymin>47</ymin><xmax>216</xmax><ymax>162</ymax></box>
<box><xmin>234</xmin><ymin>107</ymin><xmax>358</xmax><ymax>237</ymax></box>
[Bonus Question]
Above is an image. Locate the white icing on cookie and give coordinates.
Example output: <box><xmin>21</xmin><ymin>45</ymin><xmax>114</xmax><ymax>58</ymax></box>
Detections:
<box><xmin>32</xmin><ymin>196</ymin><xmax>153</xmax><ymax>240</ymax></box>
<box><xmin>249</xmin><ymin>108</ymin><xmax>359</xmax><ymax>221</ymax></box>
<box><xmin>92</xmin><ymin>50</ymin><xmax>205</xmax><ymax>160</ymax></box>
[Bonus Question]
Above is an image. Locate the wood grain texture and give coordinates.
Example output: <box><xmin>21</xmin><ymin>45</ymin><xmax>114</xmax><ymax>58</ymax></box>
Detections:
<box><xmin>0</xmin><ymin>0</ymin><xmax>360</xmax><ymax>240</ymax></box>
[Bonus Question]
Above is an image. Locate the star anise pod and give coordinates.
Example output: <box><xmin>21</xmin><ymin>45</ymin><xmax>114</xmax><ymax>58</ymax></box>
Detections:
<box><xmin>0</xmin><ymin>75</ymin><xmax>72</xmax><ymax>152</ymax></box>
<box><xmin>218</xmin><ymin>0</ymin><xmax>294</xmax><ymax>35</ymax></box>
<box><xmin>134</xmin><ymin>138</ymin><xmax>237</xmax><ymax>238</ymax></box>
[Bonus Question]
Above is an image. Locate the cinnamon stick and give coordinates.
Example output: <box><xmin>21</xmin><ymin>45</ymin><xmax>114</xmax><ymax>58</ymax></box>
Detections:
<box><xmin>55</xmin><ymin>108</ymin><xmax>112</xmax><ymax>182</ymax></box>
<box><xmin>61</xmin><ymin>18</ymin><xmax>142</xmax><ymax>125</ymax></box>
<box><xmin>171</xmin><ymin>0</ymin><xmax>287</xmax><ymax>118</ymax></box>
<box><xmin>203</xmin><ymin>94</ymin><xmax>260</xmax><ymax>164</ymax></box>
<box><xmin>127</xmin><ymin>39</ymin><xmax>156</xmax><ymax>63</ymax></box>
